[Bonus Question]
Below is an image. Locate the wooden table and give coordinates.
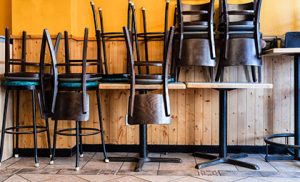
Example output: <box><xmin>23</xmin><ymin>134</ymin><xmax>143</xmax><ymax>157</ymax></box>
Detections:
<box><xmin>186</xmin><ymin>82</ymin><xmax>273</xmax><ymax>170</ymax></box>
<box><xmin>263</xmin><ymin>48</ymin><xmax>300</xmax><ymax>161</ymax></box>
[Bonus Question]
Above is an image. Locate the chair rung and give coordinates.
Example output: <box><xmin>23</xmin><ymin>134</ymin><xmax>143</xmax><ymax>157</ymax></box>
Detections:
<box><xmin>4</xmin><ymin>126</ymin><xmax>48</xmax><ymax>134</ymax></box>
<box><xmin>56</xmin><ymin>127</ymin><xmax>101</xmax><ymax>137</ymax></box>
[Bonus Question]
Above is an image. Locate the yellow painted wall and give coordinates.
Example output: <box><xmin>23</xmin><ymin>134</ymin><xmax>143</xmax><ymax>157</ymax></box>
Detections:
<box><xmin>11</xmin><ymin>0</ymin><xmax>72</xmax><ymax>35</ymax></box>
<box><xmin>0</xmin><ymin>0</ymin><xmax>12</xmax><ymax>35</ymax></box>
<box><xmin>0</xmin><ymin>0</ymin><xmax>299</xmax><ymax>36</ymax></box>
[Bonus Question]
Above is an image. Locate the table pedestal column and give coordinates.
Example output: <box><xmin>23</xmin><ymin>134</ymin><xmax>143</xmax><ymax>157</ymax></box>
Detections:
<box><xmin>193</xmin><ymin>89</ymin><xmax>259</xmax><ymax>170</ymax></box>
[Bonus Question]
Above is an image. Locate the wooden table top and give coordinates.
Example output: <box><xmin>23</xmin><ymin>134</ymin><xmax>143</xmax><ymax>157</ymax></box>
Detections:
<box><xmin>185</xmin><ymin>82</ymin><xmax>273</xmax><ymax>89</ymax></box>
<box><xmin>263</xmin><ymin>48</ymin><xmax>300</xmax><ymax>56</ymax></box>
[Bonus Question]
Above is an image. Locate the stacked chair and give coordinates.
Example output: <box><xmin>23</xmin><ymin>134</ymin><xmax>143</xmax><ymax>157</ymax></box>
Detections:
<box><xmin>215</xmin><ymin>0</ymin><xmax>263</xmax><ymax>82</ymax></box>
<box><xmin>46</xmin><ymin>28</ymin><xmax>109</xmax><ymax>171</ymax></box>
<box><xmin>90</xmin><ymin>0</ymin><xmax>133</xmax><ymax>83</ymax></box>
<box><xmin>174</xmin><ymin>0</ymin><xmax>216</xmax><ymax>82</ymax></box>
<box><xmin>139</xmin><ymin>0</ymin><xmax>171</xmax><ymax>77</ymax></box>
<box><xmin>0</xmin><ymin>28</ymin><xmax>52</xmax><ymax>167</ymax></box>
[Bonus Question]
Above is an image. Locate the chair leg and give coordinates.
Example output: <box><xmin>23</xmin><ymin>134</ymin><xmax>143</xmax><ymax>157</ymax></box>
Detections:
<box><xmin>15</xmin><ymin>90</ymin><xmax>20</xmax><ymax>158</ymax></box>
<box><xmin>50</xmin><ymin>120</ymin><xmax>58</xmax><ymax>165</ymax></box>
<box><xmin>251</xmin><ymin>66</ymin><xmax>257</xmax><ymax>82</ymax></box>
<box><xmin>45</xmin><ymin>118</ymin><xmax>52</xmax><ymax>158</ymax></box>
<box><xmin>243</xmin><ymin>66</ymin><xmax>252</xmax><ymax>82</ymax></box>
<box><xmin>32</xmin><ymin>90</ymin><xmax>39</xmax><ymax>167</ymax></box>
<box><xmin>96</xmin><ymin>90</ymin><xmax>109</xmax><ymax>162</ymax></box>
<box><xmin>0</xmin><ymin>90</ymin><xmax>9</xmax><ymax>165</ymax></box>
<box><xmin>79</xmin><ymin>121</ymin><xmax>83</xmax><ymax>158</ymax></box>
<box><xmin>215</xmin><ymin>65</ymin><xmax>224</xmax><ymax>82</ymax></box>
<box><xmin>258</xmin><ymin>66</ymin><xmax>262</xmax><ymax>83</ymax></box>
<box><xmin>175</xmin><ymin>66</ymin><xmax>181</xmax><ymax>82</ymax></box>
<box><xmin>75</xmin><ymin>121</ymin><xmax>80</xmax><ymax>171</ymax></box>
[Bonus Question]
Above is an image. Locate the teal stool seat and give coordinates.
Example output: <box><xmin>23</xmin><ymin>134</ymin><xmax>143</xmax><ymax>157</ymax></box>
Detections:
<box><xmin>59</xmin><ymin>81</ymin><xmax>99</xmax><ymax>88</ymax></box>
<box><xmin>101</xmin><ymin>74</ymin><xmax>130</xmax><ymax>83</ymax></box>
<box><xmin>2</xmin><ymin>81</ymin><xmax>39</xmax><ymax>87</ymax></box>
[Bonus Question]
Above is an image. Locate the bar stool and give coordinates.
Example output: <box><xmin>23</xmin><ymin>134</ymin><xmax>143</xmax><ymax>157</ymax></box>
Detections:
<box><xmin>90</xmin><ymin>0</ymin><xmax>133</xmax><ymax>83</ymax></box>
<box><xmin>0</xmin><ymin>28</ymin><xmax>52</xmax><ymax>167</ymax></box>
<box><xmin>108</xmin><ymin>25</ymin><xmax>181</xmax><ymax>172</ymax></box>
<box><xmin>46</xmin><ymin>28</ymin><xmax>109</xmax><ymax>171</ymax></box>
<box><xmin>215</xmin><ymin>0</ymin><xmax>263</xmax><ymax>82</ymax></box>
<box><xmin>174</xmin><ymin>0</ymin><xmax>216</xmax><ymax>82</ymax></box>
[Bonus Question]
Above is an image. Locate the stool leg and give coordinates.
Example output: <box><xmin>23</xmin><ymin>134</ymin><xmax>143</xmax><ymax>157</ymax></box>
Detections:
<box><xmin>79</xmin><ymin>122</ymin><xmax>83</xmax><ymax>158</ymax></box>
<box><xmin>32</xmin><ymin>90</ymin><xmax>39</xmax><ymax>167</ymax></box>
<box><xmin>75</xmin><ymin>121</ymin><xmax>80</xmax><ymax>171</ymax></box>
<box><xmin>50</xmin><ymin>120</ymin><xmax>58</xmax><ymax>164</ymax></box>
<box><xmin>15</xmin><ymin>90</ymin><xmax>20</xmax><ymax>158</ymax></box>
<box><xmin>96</xmin><ymin>90</ymin><xmax>109</xmax><ymax>162</ymax></box>
<box><xmin>45</xmin><ymin>118</ymin><xmax>52</xmax><ymax>158</ymax></box>
<box><xmin>0</xmin><ymin>90</ymin><xmax>9</xmax><ymax>165</ymax></box>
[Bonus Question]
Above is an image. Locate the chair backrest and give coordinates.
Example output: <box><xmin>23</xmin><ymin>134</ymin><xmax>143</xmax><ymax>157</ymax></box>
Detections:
<box><xmin>5</xmin><ymin>28</ymin><xmax>27</xmax><ymax>75</ymax></box>
<box><xmin>123</xmin><ymin>26</ymin><xmax>175</xmax><ymax>118</ymax></box>
<box><xmin>177</xmin><ymin>0</ymin><xmax>215</xmax><ymax>29</ymax></box>
<box><xmin>219</xmin><ymin>0</ymin><xmax>262</xmax><ymax>24</ymax></box>
<box><xmin>90</xmin><ymin>0</ymin><xmax>133</xmax><ymax>75</ymax></box>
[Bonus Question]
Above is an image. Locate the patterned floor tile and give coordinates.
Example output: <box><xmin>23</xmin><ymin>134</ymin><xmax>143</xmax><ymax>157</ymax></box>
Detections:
<box><xmin>77</xmin><ymin>175</ymin><xmax>122</xmax><ymax>182</ymax></box>
<box><xmin>6</xmin><ymin>157</ymin><xmax>49</xmax><ymax>169</ymax></box>
<box><xmin>105</xmin><ymin>175</ymin><xmax>149</xmax><ymax>182</ymax></box>
<box><xmin>195</xmin><ymin>175</ymin><xmax>246</xmax><ymax>182</ymax></box>
<box><xmin>19</xmin><ymin>174</ymin><xmax>88</xmax><ymax>182</ymax></box>
<box><xmin>4</xmin><ymin>174</ymin><xmax>29</xmax><ymax>182</ymax></box>
<box><xmin>16</xmin><ymin>168</ymin><xmax>59</xmax><ymax>175</ymax></box>
<box><xmin>170</xmin><ymin>176</ymin><xmax>208</xmax><ymax>182</ymax></box>
<box><xmin>269</xmin><ymin>161</ymin><xmax>300</xmax><ymax>172</ymax></box>
<box><xmin>218</xmin><ymin>170</ymin><xmax>262</xmax><ymax>177</ymax></box>
<box><xmin>135</xmin><ymin>175</ymin><xmax>183</xmax><ymax>182</ymax></box>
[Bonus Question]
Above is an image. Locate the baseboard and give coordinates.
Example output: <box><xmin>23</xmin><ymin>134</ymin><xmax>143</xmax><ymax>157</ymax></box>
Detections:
<box><xmin>15</xmin><ymin>144</ymin><xmax>287</xmax><ymax>157</ymax></box>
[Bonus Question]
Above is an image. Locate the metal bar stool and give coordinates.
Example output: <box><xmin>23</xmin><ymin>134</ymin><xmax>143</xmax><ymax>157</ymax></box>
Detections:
<box><xmin>109</xmin><ymin>25</ymin><xmax>181</xmax><ymax>172</ymax></box>
<box><xmin>215</xmin><ymin>0</ymin><xmax>263</xmax><ymax>82</ymax></box>
<box><xmin>90</xmin><ymin>0</ymin><xmax>134</xmax><ymax>82</ymax></box>
<box><xmin>174</xmin><ymin>0</ymin><xmax>216</xmax><ymax>82</ymax></box>
<box><xmin>0</xmin><ymin>28</ymin><xmax>52</xmax><ymax>167</ymax></box>
<box><xmin>45</xmin><ymin>28</ymin><xmax>109</xmax><ymax>171</ymax></box>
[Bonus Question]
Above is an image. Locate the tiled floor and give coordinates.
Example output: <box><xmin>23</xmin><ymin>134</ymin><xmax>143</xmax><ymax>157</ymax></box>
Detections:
<box><xmin>0</xmin><ymin>153</ymin><xmax>300</xmax><ymax>182</ymax></box>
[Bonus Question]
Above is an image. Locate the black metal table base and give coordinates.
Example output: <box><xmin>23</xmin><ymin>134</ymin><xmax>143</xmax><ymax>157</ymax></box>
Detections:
<box><xmin>193</xmin><ymin>152</ymin><xmax>259</xmax><ymax>170</ymax></box>
<box><xmin>109</xmin><ymin>124</ymin><xmax>181</xmax><ymax>172</ymax></box>
<box><xmin>193</xmin><ymin>89</ymin><xmax>259</xmax><ymax>170</ymax></box>
<box><xmin>110</xmin><ymin>156</ymin><xmax>181</xmax><ymax>172</ymax></box>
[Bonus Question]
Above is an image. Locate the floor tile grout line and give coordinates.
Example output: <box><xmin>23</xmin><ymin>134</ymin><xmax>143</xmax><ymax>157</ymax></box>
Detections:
<box><xmin>132</xmin><ymin>175</ymin><xmax>152</xmax><ymax>182</ymax></box>
<box><xmin>16</xmin><ymin>174</ymin><xmax>32</xmax><ymax>182</ymax></box>
<box><xmin>232</xmin><ymin>177</ymin><xmax>249</xmax><ymax>182</ymax></box>
<box><xmin>4</xmin><ymin>157</ymin><xmax>21</xmax><ymax>169</ymax></box>
<box><xmin>75</xmin><ymin>175</ymin><xmax>92</xmax><ymax>182</ymax></box>
<box><xmin>80</xmin><ymin>152</ymin><xmax>96</xmax><ymax>170</ymax></box>
<box><xmin>267</xmin><ymin>161</ymin><xmax>280</xmax><ymax>173</ymax></box>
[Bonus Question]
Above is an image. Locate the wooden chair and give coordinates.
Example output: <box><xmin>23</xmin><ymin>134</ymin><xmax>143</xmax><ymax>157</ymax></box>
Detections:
<box><xmin>109</xmin><ymin>25</ymin><xmax>181</xmax><ymax>172</ymax></box>
<box><xmin>138</xmin><ymin>0</ymin><xmax>172</xmax><ymax>76</ymax></box>
<box><xmin>174</xmin><ymin>0</ymin><xmax>216</xmax><ymax>82</ymax></box>
<box><xmin>0</xmin><ymin>28</ymin><xmax>52</xmax><ymax>167</ymax></box>
<box><xmin>90</xmin><ymin>0</ymin><xmax>133</xmax><ymax>82</ymax></box>
<box><xmin>46</xmin><ymin>28</ymin><xmax>109</xmax><ymax>171</ymax></box>
<box><xmin>215</xmin><ymin>0</ymin><xmax>263</xmax><ymax>82</ymax></box>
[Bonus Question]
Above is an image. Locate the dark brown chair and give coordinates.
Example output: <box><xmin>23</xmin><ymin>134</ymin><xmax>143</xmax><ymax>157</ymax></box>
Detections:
<box><xmin>0</xmin><ymin>28</ymin><xmax>53</xmax><ymax>167</ymax></box>
<box><xmin>138</xmin><ymin>1</ymin><xmax>171</xmax><ymax>76</ymax></box>
<box><xmin>174</xmin><ymin>0</ymin><xmax>216</xmax><ymax>82</ymax></box>
<box><xmin>46</xmin><ymin>28</ymin><xmax>109</xmax><ymax>171</ymax></box>
<box><xmin>90</xmin><ymin>0</ymin><xmax>133</xmax><ymax>82</ymax></box>
<box><xmin>215</xmin><ymin>0</ymin><xmax>263</xmax><ymax>82</ymax></box>
<box><xmin>109</xmin><ymin>25</ymin><xmax>181</xmax><ymax>172</ymax></box>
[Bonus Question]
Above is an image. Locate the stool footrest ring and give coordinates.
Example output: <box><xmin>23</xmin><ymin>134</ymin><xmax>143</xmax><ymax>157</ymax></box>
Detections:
<box><xmin>4</xmin><ymin>126</ymin><xmax>48</xmax><ymax>134</ymax></box>
<box><xmin>56</xmin><ymin>127</ymin><xmax>101</xmax><ymax>136</ymax></box>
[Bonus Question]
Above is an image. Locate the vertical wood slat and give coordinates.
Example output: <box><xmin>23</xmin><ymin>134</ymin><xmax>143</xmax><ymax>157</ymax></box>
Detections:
<box><xmin>10</xmin><ymin>37</ymin><xmax>293</xmax><ymax>148</ymax></box>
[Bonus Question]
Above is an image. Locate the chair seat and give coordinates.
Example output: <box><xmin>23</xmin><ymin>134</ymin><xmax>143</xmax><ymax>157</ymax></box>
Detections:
<box><xmin>58</xmin><ymin>81</ymin><xmax>99</xmax><ymax>88</ymax></box>
<box><xmin>219</xmin><ymin>21</ymin><xmax>254</xmax><ymax>32</ymax></box>
<box><xmin>58</xmin><ymin>73</ymin><xmax>101</xmax><ymax>82</ymax></box>
<box><xmin>2</xmin><ymin>80</ymin><xmax>39</xmax><ymax>87</ymax></box>
<box><xmin>5</xmin><ymin>72</ymin><xmax>40</xmax><ymax>81</ymax></box>
<box><xmin>136</xmin><ymin>74</ymin><xmax>174</xmax><ymax>84</ymax></box>
<box><xmin>183</xmin><ymin>21</ymin><xmax>209</xmax><ymax>32</ymax></box>
<box><xmin>101</xmin><ymin>74</ymin><xmax>130</xmax><ymax>83</ymax></box>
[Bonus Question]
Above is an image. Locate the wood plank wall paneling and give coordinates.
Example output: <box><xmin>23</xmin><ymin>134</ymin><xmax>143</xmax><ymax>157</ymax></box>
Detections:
<box><xmin>11</xmin><ymin>37</ymin><xmax>294</xmax><ymax>148</ymax></box>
